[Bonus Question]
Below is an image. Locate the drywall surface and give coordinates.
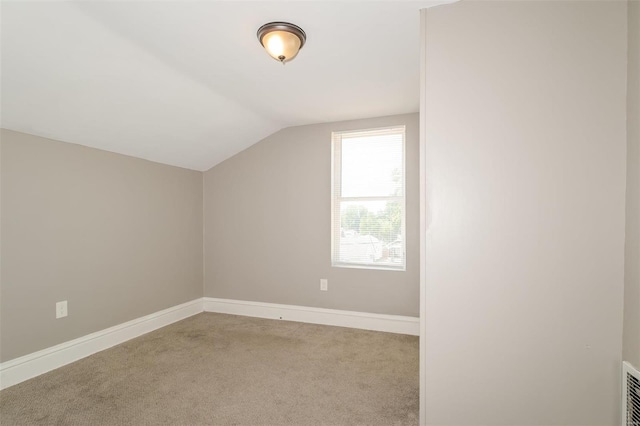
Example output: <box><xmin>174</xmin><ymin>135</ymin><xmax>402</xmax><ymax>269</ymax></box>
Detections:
<box><xmin>624</xmin><ymin>0</ymin><xmax>640</xmax><ymax>370</ymax></box>
<box><xmin>0</xmin><ymin>130</ymin><xmax>203</xmax><ymax>362</ymax></box>
<box><xmin>422</xmin><ymin>1</ymin><xmax>627</xmax><ymax>425</ymax></box>
<box><xmin>204</xmin><ymin>114</ymin><xmax>419</xmax><ymax>317</ymax></box>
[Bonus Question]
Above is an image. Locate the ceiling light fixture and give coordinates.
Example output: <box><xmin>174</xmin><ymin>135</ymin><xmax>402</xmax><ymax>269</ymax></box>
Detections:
<box><xmin>257</xmin><ymin>22</ymin><xmax>306</xmax><ymax>64</ymax></box>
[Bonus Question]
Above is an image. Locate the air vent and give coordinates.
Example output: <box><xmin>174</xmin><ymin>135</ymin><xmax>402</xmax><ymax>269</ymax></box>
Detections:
<box><xmin>623</xmin><ymin>361</ymin><xmax>640</xmax><ymax>426</ymax></box>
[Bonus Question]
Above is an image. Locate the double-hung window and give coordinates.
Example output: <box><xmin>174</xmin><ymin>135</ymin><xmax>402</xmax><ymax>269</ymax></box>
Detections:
<box><xmin>331</xmin><ymin>126</ymin><xmax>406</xmax><ymax>270</ymax></box>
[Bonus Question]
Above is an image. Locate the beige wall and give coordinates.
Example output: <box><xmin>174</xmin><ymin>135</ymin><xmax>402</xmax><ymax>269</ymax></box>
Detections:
<box><xmin>624</xmin><ymin>0</ymin><xmax>640</xmax><ymax>371</ymax></box>
<box><xmin>0</xmin><ymin>130</ymin><xmax>203</xmax><ymax>362</ymax></box>
<box><xmin>422</xmin><ymin>1</ymin><xmax>627</xmax><ymax>425</ymax></box>
<box><xmin>203</xmin><ymin>114</ymin><xmax>419</xmax><ymax>316</ymax></box>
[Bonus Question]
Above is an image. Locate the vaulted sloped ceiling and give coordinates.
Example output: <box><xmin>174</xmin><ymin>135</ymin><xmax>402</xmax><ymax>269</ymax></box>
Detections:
<box><xmin>1</xmin><ymin>1</ymin><xmax>452</xmax><ymax>171</ymax></box>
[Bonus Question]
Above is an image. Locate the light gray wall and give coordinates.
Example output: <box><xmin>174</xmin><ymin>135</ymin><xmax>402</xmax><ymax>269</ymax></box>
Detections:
<box><xmin>203</xmin><ymin>114</ymin><xmax>419</xmax><ymax>317</ymax></box>
<box><xmin>422</xmin><ymin>1</ymin><xmax>627</xmax><ymax>425</ymax></box>
<box><xmin>0</xmin><ymin>130</ymin><xmax>203</xmax><ymax>362</ymax></box>
<box><xmin>624</xmin><ymin>0</ymin><xmax>640</xmax><ymax>371</ymax></box>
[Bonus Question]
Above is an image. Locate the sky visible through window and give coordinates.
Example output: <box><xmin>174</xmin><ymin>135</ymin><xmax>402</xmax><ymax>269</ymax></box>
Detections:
<box><xmin>341</xmin><ymin>134</ymin><xmax>403</xmax><ymax>207</ymax></box>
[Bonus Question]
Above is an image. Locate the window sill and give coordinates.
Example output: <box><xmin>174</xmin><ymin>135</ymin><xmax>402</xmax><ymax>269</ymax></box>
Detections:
<box><xmin>331</xmin><ymin>262</ymin><xmax>406</xmax><ymax>272</ymax></box>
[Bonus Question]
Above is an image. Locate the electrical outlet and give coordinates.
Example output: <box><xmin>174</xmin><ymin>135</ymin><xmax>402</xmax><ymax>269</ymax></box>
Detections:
<box><xmin>320</xmin><ymin>279</ymin><xmax>328</xmax><ymax>291</ymax></box>
<box><xmin>56</xmin><ymin>301</ymin><xmax>68</xmax><ymax>319</ymax></box>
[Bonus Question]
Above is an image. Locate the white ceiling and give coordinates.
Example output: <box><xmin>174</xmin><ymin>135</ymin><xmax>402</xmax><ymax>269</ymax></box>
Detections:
<box><xmin>1</xmin><ymin>0</ymin><xmax>452</xmax><ymax>171</ymax></box>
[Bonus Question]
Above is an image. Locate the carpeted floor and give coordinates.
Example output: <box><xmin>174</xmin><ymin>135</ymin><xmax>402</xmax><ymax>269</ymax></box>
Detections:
<box><xmin>0</xmin><ymin>313</ymin><xmax>419</xmax><ymax>425</ymax></box>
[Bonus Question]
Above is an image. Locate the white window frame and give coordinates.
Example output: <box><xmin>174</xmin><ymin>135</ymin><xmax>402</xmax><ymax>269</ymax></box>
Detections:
<box><xmin>331</xmin><ymin>125</ymin><xmax>406</xmax><ymax>271</ymax></box>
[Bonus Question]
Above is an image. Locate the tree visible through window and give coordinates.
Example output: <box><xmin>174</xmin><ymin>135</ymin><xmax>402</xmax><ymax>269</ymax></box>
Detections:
<box><xmin>331</xmin><ymin>126</ymin><xmax>405</xmax><ymax>270</ymax></box>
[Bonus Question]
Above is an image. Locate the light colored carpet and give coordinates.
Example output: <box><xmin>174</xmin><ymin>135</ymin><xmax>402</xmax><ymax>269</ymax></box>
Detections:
<box><xmin>0</xmin><ymin>313</ymin><xmax>418</xmax><ymax>425</ymax></box>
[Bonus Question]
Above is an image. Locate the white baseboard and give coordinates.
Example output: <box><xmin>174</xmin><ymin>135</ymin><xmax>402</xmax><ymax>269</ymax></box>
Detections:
<box><xmin>203</xmin><ymin>297</ymin><xmax>419</xmax><ymax>336</ymax></box>
<box><xmin>0</xmin><ymin>297</ymin><xmax>417</xmax><ymax>390</ymax></box>
<box><xmin>0</xmin><ymin>298</ymin><xmax>203</xmax><ymax>390</ymax></box>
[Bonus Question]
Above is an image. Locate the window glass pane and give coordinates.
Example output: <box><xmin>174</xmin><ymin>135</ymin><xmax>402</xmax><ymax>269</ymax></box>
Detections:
<box><xmin>341</xmin><ymin>134</ymin><xmax>403</xmax><ymax>198</ymax></box>
<box><xmin>331</xmin><ymin>126</ymin><xmax>405</xmax><ymax>270</ymax></box>
<box><xmin>336</xmin><ymin>200</ymin><xmax>404</xmax><ymax>267</ymax></box>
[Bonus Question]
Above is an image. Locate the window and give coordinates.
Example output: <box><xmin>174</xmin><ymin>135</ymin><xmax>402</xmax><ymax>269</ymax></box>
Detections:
<box><xmin>331</xmin><ymin>126</ymin><xmax>405</xmax><ymax>270</ymax></box>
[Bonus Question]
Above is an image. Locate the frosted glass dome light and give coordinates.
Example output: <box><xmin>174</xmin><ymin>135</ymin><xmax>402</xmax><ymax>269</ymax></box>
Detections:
<box><xmin>257</xmin><ymin>22</ymin><xmax>306</xmax><ymax>64</ymax></box>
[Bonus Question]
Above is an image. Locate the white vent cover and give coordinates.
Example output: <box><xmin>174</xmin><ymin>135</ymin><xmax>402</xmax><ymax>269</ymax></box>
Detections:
<box><xmin>623</xmin><ymin>361</ymin><xmax>640</xmax><ymax>426</ymax></box>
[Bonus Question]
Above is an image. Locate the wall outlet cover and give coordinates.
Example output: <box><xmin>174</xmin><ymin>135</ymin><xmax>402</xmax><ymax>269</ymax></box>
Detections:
<box><xmin>56</xmin><ymin>301</ymin><xmax>68</xmax><ymax>319</ymax></box>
